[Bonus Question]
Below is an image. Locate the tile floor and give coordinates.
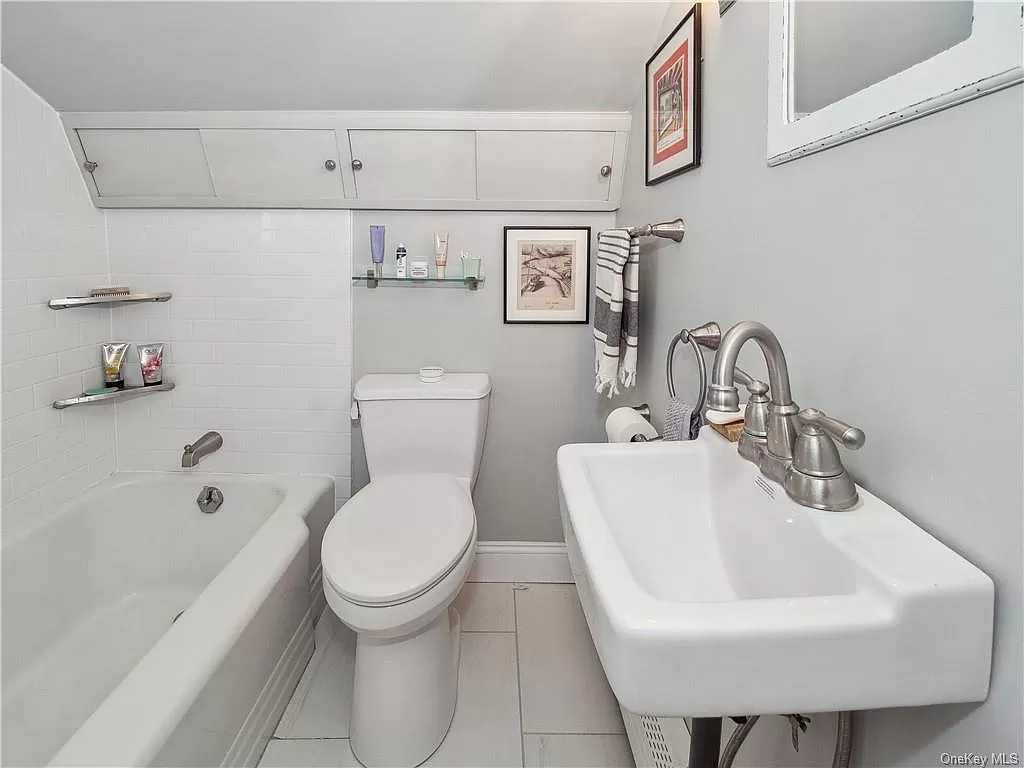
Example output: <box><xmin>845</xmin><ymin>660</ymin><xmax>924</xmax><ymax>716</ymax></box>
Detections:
<box><xmin>259</xmin><ymin>583</ymin><xmax>635</xmax><ymax>768</ymax></box>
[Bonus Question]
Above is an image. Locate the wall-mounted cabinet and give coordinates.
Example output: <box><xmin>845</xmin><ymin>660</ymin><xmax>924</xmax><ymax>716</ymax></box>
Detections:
<box><xmin>78</xmin><ymin>129</ymin><xmax>215</xmax><ymax>198</ymax></box>
<box><xmin>476</xmin><ymin>130</ymin><xmax>616</xmax><ymax>203</ymax></box>
<box><xmin>347</xmin><ymin>130</ymin><xmax>476</xmax><ymax>202</ymax></box>
<box><xmin>62</xmin><ymin>112</ymin><xmax>630</xmax><ymax>211</ymax></box>
<box><xmin>201</xmin><ymin>129</ymin><xmax>346</xmax><ymax>200</ymax></box>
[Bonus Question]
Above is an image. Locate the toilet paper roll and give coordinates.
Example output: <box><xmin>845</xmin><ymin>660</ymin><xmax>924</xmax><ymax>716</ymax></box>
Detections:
<box><xmin>605</xmin><ymin>407</ymin><xmax>659</xmax><ymax>443</ymax></box>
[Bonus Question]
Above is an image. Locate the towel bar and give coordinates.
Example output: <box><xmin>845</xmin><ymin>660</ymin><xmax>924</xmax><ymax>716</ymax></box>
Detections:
<box><xmin>600</xmin><ymin>218</ymin><xmax>686</xmax><ymax>242</ymax></box>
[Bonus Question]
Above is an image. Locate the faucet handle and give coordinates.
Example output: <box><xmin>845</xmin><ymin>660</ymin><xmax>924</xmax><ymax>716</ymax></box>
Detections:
<box><xmin>792</xmin><ymin>408</ymin><xmax>864</xmax><ymax>479</ymax></box>
<box><xmin>734</xmin><ymin>369</ymin><xmax>767</xmax><ymax>396</ymax></box>
<box><xmin>786</xmin><ymin>408</ymin><xmax>864</xmax><ymax>511</ymax></box>
<box><xmin>796</xmin><ymin>408</ymin><xmax>865</xmax><ymax>450</ymax></box>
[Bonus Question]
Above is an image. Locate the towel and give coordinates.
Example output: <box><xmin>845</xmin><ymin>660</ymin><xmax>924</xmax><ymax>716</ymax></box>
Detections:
<box><xmin>593</xmin><ymin>229</ymin><xmax>640</xmax><ymax>398</ymax></box>
<box><xmin>664</xmin><ymin>397</ymin><xmax>705</xmax><ymax>441</ymax></box>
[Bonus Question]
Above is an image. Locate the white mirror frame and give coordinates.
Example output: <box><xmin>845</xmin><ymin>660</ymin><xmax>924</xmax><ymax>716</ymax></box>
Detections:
<box><xmin>767</xmin><ymin>1</ymin><xmax>1023</xmax><ymax>166</ymax></box>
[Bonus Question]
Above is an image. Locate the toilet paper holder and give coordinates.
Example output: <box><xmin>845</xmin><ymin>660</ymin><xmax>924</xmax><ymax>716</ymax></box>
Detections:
<box><xmin>627</xmin><ymin>404</ymin><xmax>662</xmax><ymax>442</ymax></box>
<box><xmin>630</xmin><ymin>404</ymin><xmax>651</xmax><ymax>420</ymax></box>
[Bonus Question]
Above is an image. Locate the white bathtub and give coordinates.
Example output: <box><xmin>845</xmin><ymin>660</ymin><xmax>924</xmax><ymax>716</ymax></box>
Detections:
<box><xmin>1</xmin><ymin>471</ymin><xmax>335</xmax><ymax>767</ymax></box>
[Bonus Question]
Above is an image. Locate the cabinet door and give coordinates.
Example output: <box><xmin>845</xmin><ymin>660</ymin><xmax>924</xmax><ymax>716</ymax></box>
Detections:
<box><xmin>348</xmin><ymin>130</ymin><xmax>476</xmax><ymax>201</ymax></box>
<box><xmin>476</xmin><ymin>131</ymin><xmax>615</xmax><ymax>202</ymax></box>
<box><xmin>201</xmin><ymin>129</ymin><xmax>345</xmax><ymax>200</ymax></box>
<box><xmin>77</xmin><ymin>129</ymin><xmax>215</xmax><ymax>198</ymax></box>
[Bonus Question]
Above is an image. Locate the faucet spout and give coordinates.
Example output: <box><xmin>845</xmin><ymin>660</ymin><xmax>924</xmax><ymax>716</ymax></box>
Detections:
<box><xmin>181</xmin><ymin>431</ymin><xmax>223</xmax><ymax>468</ymax></box>
<box><xmin>708</xmin><ymin>321</ymin><xmax>794</xmax><ymax>409</ymax></box>
<box><xmin>708</xmin><ymin>321</ymin><xmax>799</xmax><ymax>480</ymax></box>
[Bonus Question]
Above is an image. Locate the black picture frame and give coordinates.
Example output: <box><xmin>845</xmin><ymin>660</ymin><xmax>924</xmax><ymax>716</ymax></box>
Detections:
<box><xmin>502</xmin><ymin>226</ymin><xmax>592</xmax><ymax>325</ymax></box>
<box><xmin>645</xmin><ymin>3</ymin><xmax>702</xmax><ymax>185</ymax></box>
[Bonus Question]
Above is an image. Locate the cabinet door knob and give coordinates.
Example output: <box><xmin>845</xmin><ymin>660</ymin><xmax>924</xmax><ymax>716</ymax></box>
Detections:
<box><xmin>83</xmin><ymin>160</ymin><xmax>98</xmax><ymax>173</ymax></box>
<box><xmin>351</xmin><ymin>159</ymin><xmax>363</xmax><ymax>171</ymax></box>
<box><xmin>324</xmin><ymin>159</ymin><xmax>337</xmax><ymax>171</ymax></box>
<box><xmin>600</xmin><ymin>164</ymin><xmax>612</xmax><ymax>178</ymax></box>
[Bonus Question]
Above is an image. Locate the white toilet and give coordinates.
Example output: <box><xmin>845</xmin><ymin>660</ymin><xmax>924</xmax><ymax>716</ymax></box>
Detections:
<box><xmin>321</xmin><ymin>372</ymin><xmax>491</xmax><ymax>767</ymax></box>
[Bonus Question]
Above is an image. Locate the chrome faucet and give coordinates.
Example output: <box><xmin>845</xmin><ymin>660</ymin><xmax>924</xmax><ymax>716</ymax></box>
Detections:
<box><xmin>181</xmin><ymin>431</ymin><xmax>223</xmax><ymax>468</ymax></box>
<box><xmin>706</xmin><ymin>321</ymin><xmax>866</xmax><ymax>511</ymax></box>
<box><xmin>706</xmin><ymin>321</ymin><xmax>801</xmax><ymax>483</ymax></box>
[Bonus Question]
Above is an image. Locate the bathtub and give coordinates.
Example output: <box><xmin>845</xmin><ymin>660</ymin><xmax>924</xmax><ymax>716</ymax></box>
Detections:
<box><xmin>1</xmin><ymin>471</ymin><xmax>335</xmax><ymax>767</ymax></box>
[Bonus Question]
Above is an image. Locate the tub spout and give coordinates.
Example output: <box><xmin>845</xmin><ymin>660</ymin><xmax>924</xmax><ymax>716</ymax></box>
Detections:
<box><xmin>182</xmin><ymin>431</ymin><xmax>223</xmax><ymax>468</ymax></box>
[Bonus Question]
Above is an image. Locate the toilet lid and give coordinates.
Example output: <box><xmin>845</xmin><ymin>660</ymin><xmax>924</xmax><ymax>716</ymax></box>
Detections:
<box><xmin>322</xmin><ymin>474</ymin><xmax>475</xmax><ymax>606</ymax></box>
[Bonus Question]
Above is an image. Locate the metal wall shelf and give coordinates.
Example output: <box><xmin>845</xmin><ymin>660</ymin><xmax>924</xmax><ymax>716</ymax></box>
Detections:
<box><xmin>353</xmin><ymin>270</ymin><xmax>483</xmax><ymax>291</ymax></box>
<box><xmin>53</xmin><ymin>382</ymin><xmax>175</xmax><ymax>410</ymax></box>
<box><xmin>48</xmin><ymin>292</ymin><xmax>172</xmax><ymax>310</ymax></box>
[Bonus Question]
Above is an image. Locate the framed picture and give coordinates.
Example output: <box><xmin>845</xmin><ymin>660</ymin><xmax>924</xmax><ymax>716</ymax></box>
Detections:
<box><xmin>645</xmin><ymin>3</ymin><xmax>702</xmax><ymax>185</ymax></box>
<box><xmin>503</xmin><ymin>226</ymin><xmax>591</xmax><ymax>324</ymax></box>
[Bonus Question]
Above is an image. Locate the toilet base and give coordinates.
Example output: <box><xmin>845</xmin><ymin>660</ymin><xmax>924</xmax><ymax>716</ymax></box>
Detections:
<box><xmin>350</xmin><ymin>606</ymin><xmax>462</xmax><ymax>767</ymax></box>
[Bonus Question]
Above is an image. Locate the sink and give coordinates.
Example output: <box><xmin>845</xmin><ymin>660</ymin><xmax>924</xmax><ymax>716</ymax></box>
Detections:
<box><xmin>556</xmin><ymin>430</ymin><xmax>994</xmax><ymax>717</ymax></box>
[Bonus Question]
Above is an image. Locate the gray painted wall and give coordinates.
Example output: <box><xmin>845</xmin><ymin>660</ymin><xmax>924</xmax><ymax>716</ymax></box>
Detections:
<box><xmin>351</xmin><ymin>211</ymin><xmax>613</xmax><ymax>541</ymax></box>
<box><xmin>616</xmin><ymin>2</ymin><xmax>1021</xmax><ymax>764</ymax></box>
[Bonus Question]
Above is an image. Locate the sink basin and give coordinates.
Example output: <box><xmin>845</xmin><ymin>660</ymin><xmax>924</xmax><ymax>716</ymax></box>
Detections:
<box><xmin>556</xmin><ymin>431</ymin><xmax>993</xmax><ymax>717</ymax></box>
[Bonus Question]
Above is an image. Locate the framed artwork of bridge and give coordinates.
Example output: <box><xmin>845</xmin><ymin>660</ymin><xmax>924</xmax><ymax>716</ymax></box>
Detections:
<box><xmin>503</xmin><ymin>226</ymin><xmax>591</xmax><ymax>324</ymax></box>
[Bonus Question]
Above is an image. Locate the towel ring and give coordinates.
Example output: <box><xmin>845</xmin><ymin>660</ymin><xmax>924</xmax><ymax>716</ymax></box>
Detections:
<box><xmin>667</xmin><ymin>321</ymin><xmax>765</xmax><ymax>414</ymax></box>
<box><xmin>666</xmin><ymin>329</ymin><xmax>713</xmax><ymax>411</ymax></box>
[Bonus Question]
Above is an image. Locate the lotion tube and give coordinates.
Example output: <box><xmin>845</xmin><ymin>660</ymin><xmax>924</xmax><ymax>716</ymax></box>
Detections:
<box><xmin>369</xmin><ymin>225</ymin><xmax>386</xmax><ymax>279</ymax></box>
<box><xmin>433</xmin><ymin>231</ymin><xmax>450</xmax><ymax>278</ymax></box>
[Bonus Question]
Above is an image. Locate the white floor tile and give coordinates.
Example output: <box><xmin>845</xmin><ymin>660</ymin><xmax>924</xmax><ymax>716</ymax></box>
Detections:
<box><xmin>516</xmin><ymin>584</ymin><xmax>624</xmax><ymax>735</ymax></box>
<box><xmin>274</xmin><ymin>624</ymin><xmax>356</xmax><ymax>738</ymax></box>
<box><xmin>454</xmin><ymin>582</ymin><xmax>515</xmax><ymax>632</ymax></box>
<box><xmin>524</xmin><ymin>734</ymin><xmax>635</xmax><ymax>768</ymax></box>
<box><xmin>258</xmin><ymin>738</ymin><xmax>359</xmax><ymax>768</ymax></box>
<box><xmin>424</xmin><ymin>633</ymin><xmax>523</xmax><ymax>767</ymax></box>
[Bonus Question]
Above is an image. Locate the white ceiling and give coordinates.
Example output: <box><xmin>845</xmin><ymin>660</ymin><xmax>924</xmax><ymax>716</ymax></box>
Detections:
<box><xmin>2</xmin><ymin>1</ymin><xmax>670</xmax><ymax>113</ymax></box>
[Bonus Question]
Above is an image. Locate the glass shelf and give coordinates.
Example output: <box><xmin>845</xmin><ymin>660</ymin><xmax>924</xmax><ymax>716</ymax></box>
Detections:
<box><xmin>353</xmin><ymin>270</ymin><xmax>483</xmax><ymax>291</ymax></box>
<box><xmin>48</xmin><ymin>292</ymin><xmax>173</xmax><ymax>310</ymax></box>
<box><xmin>53</xmin><ymin>382</ymin><xmax>175</xmax><ymax>410</ymax></box>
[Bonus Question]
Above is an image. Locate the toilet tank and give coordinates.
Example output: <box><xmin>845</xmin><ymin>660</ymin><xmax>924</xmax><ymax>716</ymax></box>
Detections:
<box><xmin>354</xmin><ymin>373</ymin><xmax>491</xmax><ymax>488</ymax></box>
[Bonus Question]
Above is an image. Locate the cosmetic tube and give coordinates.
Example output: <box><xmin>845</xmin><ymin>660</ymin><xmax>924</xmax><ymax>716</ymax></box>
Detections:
<box><xmin>139</xmin><ymin>343</ymin><xmax>165</xmax><ymax>386</ymax></box>
<box><xmin>370</xmin><ymin>226</ymin><xmax>386</xmax><ymax>280</ymax></box>
<box><xmin>434</xmin><ymin>231</ymin><xmax>450</xmax><ymax>278</ymax></box>
<box><xmin>396</xmin><ymin>244</ymin><xmax>407</xmax><ymax>278</ymax></box>
<box><xmin>102</xmin><ymin>343</ymin><xmax>130</xmax><ymax>389</ymax></box>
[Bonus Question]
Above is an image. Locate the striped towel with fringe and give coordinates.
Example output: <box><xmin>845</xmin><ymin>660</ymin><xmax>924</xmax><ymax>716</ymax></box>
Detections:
<box><xmin>593</xmin><ymin>229</ymin><xmax>640</xmax><ymax>398</ymax></box>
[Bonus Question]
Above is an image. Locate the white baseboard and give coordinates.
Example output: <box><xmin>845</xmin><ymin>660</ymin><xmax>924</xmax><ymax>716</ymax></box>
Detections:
<box><xmin>222</xmin><ymin>604</ymin><xmax>316</xmax><ymax>767</ymax></box>
<box><xmin>469</xmin><ymin>541</ymin><xmax>573</xmax><ymax>583</ymax></box>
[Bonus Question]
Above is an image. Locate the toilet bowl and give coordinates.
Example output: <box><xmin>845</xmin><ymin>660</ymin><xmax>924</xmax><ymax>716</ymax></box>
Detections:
<box><xmin>322</xmin><ymin>474</ymin><xmax>478</xmax><ymax>767</ymax></box>
<box><xmin>322</xmin><ymin>371</ymin><xmax>491</xmax><ymax>767</ymax></box>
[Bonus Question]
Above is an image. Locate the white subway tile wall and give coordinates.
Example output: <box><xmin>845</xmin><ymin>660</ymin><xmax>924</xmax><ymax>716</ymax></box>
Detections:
<box><xmin>106</xmin><ymin>210</ymin><xmax>354</xmax><ymax>506</ymax></box>
<box><xmin>1</xmin><ymin>69</ymin><xmax>117</xmax><ymax>537</ymax></box>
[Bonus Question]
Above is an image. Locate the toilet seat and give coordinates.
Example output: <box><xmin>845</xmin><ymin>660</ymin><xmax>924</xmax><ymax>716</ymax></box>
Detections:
<box><xmin>322</xmin><ymin>474</ymin><xmax>475</xmax><ymax>607</ymax></box>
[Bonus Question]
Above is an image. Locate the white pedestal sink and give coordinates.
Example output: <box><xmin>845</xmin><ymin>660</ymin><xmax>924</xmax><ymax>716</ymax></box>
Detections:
<box><xmin>557</xmin><ymin>429</ymin><xmax>994</xmax><ymax>718</ymax></box>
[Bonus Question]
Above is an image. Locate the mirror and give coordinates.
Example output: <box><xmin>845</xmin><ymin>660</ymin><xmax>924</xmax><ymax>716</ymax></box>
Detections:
<box><xmin>767</xmin><ymin>0</ymin><xmax>1022</xmax><ymax>165</ymax></box>
<box><xmin>792</xmin><ymin>2</ymin><xmax>973</xmax><ymax>116</ymax></box>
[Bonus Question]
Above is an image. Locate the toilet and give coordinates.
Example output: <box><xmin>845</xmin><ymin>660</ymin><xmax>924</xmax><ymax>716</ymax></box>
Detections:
<box><xmin>321</xmin><ymin>372</ymin><xmax>491</xmax><ymax>767</ymax></box>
